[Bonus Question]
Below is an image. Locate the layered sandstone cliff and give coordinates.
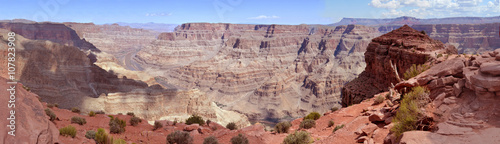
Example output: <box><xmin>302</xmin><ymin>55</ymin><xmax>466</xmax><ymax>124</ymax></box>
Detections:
<box><xmin>135</xmin><ymin>23</ymin><xmax>381</xmax><ymax>121</ymax></box>
<box><xmin>0</xmin><ymin>26</ymin><xmax>250</xmax><ymax>127</ymax></box>
<box><xmin>342</xmin><ymin>25</ymin><xmax>457</xmax><ymax>106</ymax></box>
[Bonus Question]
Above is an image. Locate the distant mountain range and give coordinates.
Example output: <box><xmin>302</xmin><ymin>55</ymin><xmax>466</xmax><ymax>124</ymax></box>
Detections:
<box><xmin>329</xmin><ymin>16</ymin><xmax>500</xmax><ymax>26</ymax></box>
<box><xmin>115</xmin><ymin>22</ymin><xmax>179</xmax><ymax>32</ymax></box>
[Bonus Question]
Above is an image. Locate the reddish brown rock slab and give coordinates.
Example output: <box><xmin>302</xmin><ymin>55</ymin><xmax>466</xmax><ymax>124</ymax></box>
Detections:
<box><xmin>400</xmin><ymin>127</ymin><xmax>500</xmax><ymax>144</ymax></box>
<box><xmin>0</xmin><ymin>79</ymin><xmax>59</xmax><ymax>144</ymax></box>
<box><xmin>183</xmin><ymin>124</ymin><xmax>200</xmax><ymax>132</ymax></box>
<box><xmin>479</xmin><ymin>63</ymin><xmax>500</xmax><ymax>76</ymax></box>
<box><xmin>361</xmin><ymin>123</ymin><xmax>379</xmax><ymax>137</ymax></box>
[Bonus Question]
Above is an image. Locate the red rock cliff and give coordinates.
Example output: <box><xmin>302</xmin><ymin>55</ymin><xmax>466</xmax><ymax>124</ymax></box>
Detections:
<box><xmin>341</xmin><ymin>25</ymin><xmax>457</xmax><ymax>106</ymax></box>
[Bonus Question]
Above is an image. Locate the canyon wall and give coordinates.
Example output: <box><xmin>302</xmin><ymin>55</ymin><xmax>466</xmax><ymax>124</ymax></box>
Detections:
<box><xmin>135</xmin><ymin>23</ymin><xmax>381</xmax><ymax>121</ymax></box>
<box><xmin>0</xmin><ymin>26</ymin><xmax>250</xmax><ymax>126</ymax></box>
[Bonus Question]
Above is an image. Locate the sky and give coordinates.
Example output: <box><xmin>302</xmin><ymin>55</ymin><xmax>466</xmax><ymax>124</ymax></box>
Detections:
<box><xmin>0</xmin><ymin>0</ymin><xmax>499</xmax><ymax>25</ymax></box>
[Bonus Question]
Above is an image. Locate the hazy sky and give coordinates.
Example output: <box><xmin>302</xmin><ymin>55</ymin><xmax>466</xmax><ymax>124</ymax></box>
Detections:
<box><xmin>1</xmin><ymin>0</ymin><xmax>499</xmax><ymax>24</ymax></box>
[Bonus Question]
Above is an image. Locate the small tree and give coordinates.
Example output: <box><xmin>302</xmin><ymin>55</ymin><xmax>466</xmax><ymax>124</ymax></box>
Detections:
<box><xmin>109</xmin><ymin>117</ymin><xmax>126</xmax><ymax>134</ymax></box>
<box><xmin>283</xmin><ymin>131</ymin><xmax>312</xmax><ymax>144</ymax></box>
<box><xmin>166</xmin><ymin>131</ymin><xmax>193</xmax><ymax>144</ymax></box>
<box><xmin>129</xmin><ymin>116</ymin><xmax>142</xmax><ymax>126</ymax></box>
<box><xmin>230</xmin><ymin>134</ymin><xmax>249</xmax><ymax>144</ymax></box>
<box><xmin>226</xmin><ymin>122</ymin><xmax>237</xmax><ymax>130</ymax></box>
<box><xmin>153</xmin><ymin>121</ymin><xmax>163</xmax><ymax>131</ymax></box>
<box><xmin>299</xmin><ymin>119</ymin><xmax>315</xmax><ymax>129</ymax></box>
<box><xmin>203</xmin><ymin>136</ymin><xmax>219</xmax><ymax>144</ymax></box>
<box><xmin>185</xmin><ymin>114</ymin><xmax>205</xmax><ymax>125</ymax></box>
<box><xmin>304</xmin><ymin>112</ymin><xmax>321</xmax><ymax>120</ymax></box>
<box><xmin>274</xmin><ymin>121</ymin><xmax>292</xmax><ymax>133</ymax></box>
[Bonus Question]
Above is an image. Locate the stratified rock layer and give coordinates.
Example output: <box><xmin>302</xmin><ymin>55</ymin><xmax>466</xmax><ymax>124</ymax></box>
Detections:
<box><xmin>135</xmin><ymin>23</ymin><xmax>381</xmax><ymax>121</ymax></box>
<box><xmin>0</xmin><ymin>26</ymin><xmax>250</xmax><ymax>127</ymax></box>
<box><xmin>342</xmin><ymin>25</ymin><xmax>457</xmax><ymax>106</ymax></box>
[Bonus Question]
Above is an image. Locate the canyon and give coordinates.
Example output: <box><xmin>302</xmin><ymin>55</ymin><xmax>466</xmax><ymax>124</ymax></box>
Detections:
<box><xmin>1</xmin><ymin>18</ymin><xmax>499</xmax><ymax>143</ymax></box>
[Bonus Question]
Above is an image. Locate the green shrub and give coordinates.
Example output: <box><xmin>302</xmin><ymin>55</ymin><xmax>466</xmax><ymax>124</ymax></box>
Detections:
<box><xmin>129</xmin><ymin>116</ymin><xmax>142</xmax><ymax>126</ymax></box>
<box><xmin>59</xmin><ymin>125</ymin><xmax>77</xmax><ymax>138</ymax></box>
<box><xmin>333</xmin><ymin>124</ymin><xmax>345</xmax><ymax>132</ymax></box>
<box><xmin>95</xmin><ymin>128</ymin><xmax>111</xmax><ymax>144</ymax></box>
<box><xmin>185</xmin><ymin>114</ymin><xmax>205</xmax><ymax>126</ymax></box>
<box><xmin>126</xmin><ymin>112</ymin><xmax>135</xmax><ymax>116</ymax></box>
<box><xmin>112</xmin><ymin>138</ymin><xmax>126</xmax><ymax>144</ymax></box>
<box><xmin>71</xmin><ymin>107</ymin><xmax>81</xmax><ymax>113</ymax></box>
<box><xmin>436</xmin><ymin>54</ymin><xmax>443</xmax><ymax>58</ymax></box>
<box><xmin>230</xmin><ymin>134</ymin><xmax>249</xmax><ymax>144</ymax></box>
<box><xmin>47</xmin><ymin>103</ymin><xmax>55</xmax><ymax>108</ymax></box>
<box><xmin>153</xmin><ymin>121</ymin><xmax>163</xmax><ymax>131</ymax></box>
<box><xmin>226</xmin><ymin>122</ymin><xmax>237</xmax><ymax>130</ymax></box>
<box><xmin>45</xmin><ymin>108</ymin><xmax>56</xmax><ymax>121</ymax></box>
<box><xmin>391</xmin><ymin>86</ymin><xmax>430</xmax><ymax>137</ymax></box>
<box><xmin>328</xmin><ymin>120</ymin><xmax>335</xmax><ymax>127</ymax></box>
<box><xmin>71</xmin><ymin>116</ymin><xmax>87</xmax><ymax>125</ymax></box>
<box><xmin>109</xmin><ymin>117</ymin><xmax>126</xmax><ymax>134</ymax></box>
<box><xmin>403</xmin><ymin>64</ymin><xmax>430</xmax><ymax>80</ymax></box>
<box><xmin>203</xmin><ymin>136</ymin><xmax>219</xmax><ymax>144</ymax></box>
<box><xmin>274</xmin><ymin>121</ymin><xmax>292</xmax><ymax>133</ymax></box>
<box><xmin>331</xmin><ymin>107</ymin><xmax>339</xmax><ymax>112</ymax></box>
<box><xmin>304</xmin><ymin>112</ymin><xmax>321</xmax><ymax>120</ymax></box>
<box><xmin>85</xmin><ymin>130</ymin><xmax>96</xmax><ymax>139</ymax></box>
<box><xmin>374</xmin><ymin>94</ymin><xmax>385</xmax><ymax>105</ymax></box>
<box><xmin>95</xmin><ymin>111</ymin><xmax>105</xmax><ymax>114</ymax></box>
<box><xmin>89</xmin><ymin>111</ymin><xmax>96</xmax><ymax>117</ymax></box>
<box><xmin>166</xmin><ymin>130</ymin><xmax>193</xmax><ymax>144</ymax></box>
<box><xmin>299</xmin><ymin>119</ymin><xmax>316</xmax><ymax>129</ymax></box>
<box><xmin>283</xmin><ymin>131</ymin><xmax>312</xmax><ymax>144</ymax></box>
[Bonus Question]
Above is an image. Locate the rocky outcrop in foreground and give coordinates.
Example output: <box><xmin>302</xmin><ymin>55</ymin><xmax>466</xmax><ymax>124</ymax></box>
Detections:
<box><xmin>342</xmin><ymin>25</ymin><xmax>457</xmax><ymax>106</ymax></box>
<box><xmin>0</xmin><ymin>78</ymin><xmax>59</xmax><ymax>144</ymax></box>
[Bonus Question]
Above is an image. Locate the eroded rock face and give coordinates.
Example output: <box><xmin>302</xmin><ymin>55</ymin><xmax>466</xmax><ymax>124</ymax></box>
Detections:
<box><xmin>342</xmin><ymin>25</ymin><xmax>457</xmax><ymax>106</ymax></box>
<box><xmin>0</xmin><ymin>22</ymin><xmax>99</xmax><ymax>52</ymax></box>
<box><xmin>136</xmin><ymin>23</ymin><xmax>381</xmax><ymax>121</ymax></box>
<box><xmin>411</xmin><ymin>24</ymin><xmax>500</xmax><ymax>54</ymax></box>
<box><xmin>0</xmin><ymin>78</ymin><xmax>59</xmax><ymax>144</ymax></box>
<box><xmin>0</xmin><ymin>27</ymin><xmax>250</xmax><ymax>127</ymax></box>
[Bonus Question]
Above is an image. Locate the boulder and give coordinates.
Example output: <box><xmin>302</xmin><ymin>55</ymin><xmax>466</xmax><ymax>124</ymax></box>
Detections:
<box><xmin>183</xmin><ymin>124</ymin><xmax>200</xmax><ymax>132</ymax></box>
<box><xmin>361</xmin><ymin>123</ymin><xmax>379</xmax><ymax>136</ymax></box>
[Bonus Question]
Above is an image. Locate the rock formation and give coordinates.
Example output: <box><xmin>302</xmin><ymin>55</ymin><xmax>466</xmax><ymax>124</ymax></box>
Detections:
<box><xmin>0</xmin><ymin>22</ymin><xmax>99</xmax><ymax>52</ymax></box>
<box><xmin>0</xmin><ymin>25</ymin><xmax>250</xmax><ymax>127</ymax></box>
<box><xmin>389</xmin><ymin>50</ymin><xmax>500</xmax><ymax>144</ymax></box>
<box><xmin>412</xmin><ymin>23</ymin><xmax>500</xmax><ymax>54</ymax></box>
<box><xmin>342</xmin><ymin>25</ymin><xmax>457</xmax><ymax>106</ymax></box>
<box><xmin>135</xmin><ymin>23</ymin><xmax>381</xmax><ymax>121</ymax></box>
<box><xmin>0</xmin><ymin>77</ymin><xmax>59</xmax><ymax>144</ymax></box>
